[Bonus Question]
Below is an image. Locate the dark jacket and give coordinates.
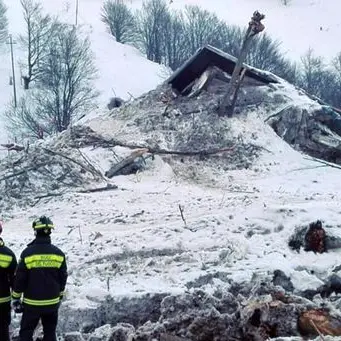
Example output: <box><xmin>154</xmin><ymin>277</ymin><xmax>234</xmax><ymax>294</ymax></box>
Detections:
<box><xmin>0</xmin><ymin>238</ymin><xmax>17</xmax><ymax>306</ymax></box>
<box><xmin>12</xmin><ymin>235</ymin><xmax>67</xmax><ymax>309</ymax></box>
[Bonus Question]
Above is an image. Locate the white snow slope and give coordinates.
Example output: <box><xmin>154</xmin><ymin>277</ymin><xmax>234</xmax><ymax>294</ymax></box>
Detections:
<box><xmin>0</xmin><ymin>0</ymin><xmax>341</xmax><ymax>335</ymax></box>
<box><xmin>3</xmin><ymin>78</ymin><xmax>341</xmax><ymax>322</ymax></box>
<box><xmin>0</xmin><ymin>0</ymin><xmax>169</xmax><ymax>144</ymax></box>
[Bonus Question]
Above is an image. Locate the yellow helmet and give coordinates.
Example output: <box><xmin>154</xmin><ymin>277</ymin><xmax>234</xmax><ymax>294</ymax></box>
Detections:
<box><xmin>32</xmin><ymin>216</ymin><xmax>54</xmax><ymax>230</ymax></box>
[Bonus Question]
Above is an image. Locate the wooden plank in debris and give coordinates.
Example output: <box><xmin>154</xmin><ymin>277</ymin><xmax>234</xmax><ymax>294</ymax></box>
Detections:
<box><xmin>105</xmin><ymin>148</ymin><xmax>149</xmax><ymax>178</ymax></box>
<box><xmin>1</xmin><ymin>143</ymin><xmax>25</xmax><ymax>152</ymax></box>
<box><xmin>299</xmin><ymin>309</ymin><xmax>341</xmax><ymax>336</ymax></box>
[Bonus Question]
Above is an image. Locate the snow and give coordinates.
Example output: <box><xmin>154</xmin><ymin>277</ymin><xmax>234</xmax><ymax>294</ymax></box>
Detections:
<box><xmin>5</xmin><ymin>80</ymin><xmax>341</xmax><ymax>318</ymax></box>
<box><xmin>0</xmin><ymin>0</ymin><xmax>169</xmax><ymax>144</ymax></box>
<box><xmin>168</xmin><ymin>0</ymin><xmax>341</xmax><ymax>62</ymax></box>
<box><xmin>1</xmin><ymin>0</ymin><xmax>341</xmax><ymax>336</ymax></box>
<box><xmin>3</xmin><ymin>111</ymin><xmax>341</xmax><ymax>307</ymax></box>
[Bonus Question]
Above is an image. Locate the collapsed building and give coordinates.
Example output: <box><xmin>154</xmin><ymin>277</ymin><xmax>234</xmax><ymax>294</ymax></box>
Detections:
<box><xmin>4</xmin><ymin>46</ymin><xmax>341</xmax><ymax>341</ymax></box>
<box><xmin>166</xmin><ymin>44</ymin><xmax>341</xmax><ymax>165</ymax></box>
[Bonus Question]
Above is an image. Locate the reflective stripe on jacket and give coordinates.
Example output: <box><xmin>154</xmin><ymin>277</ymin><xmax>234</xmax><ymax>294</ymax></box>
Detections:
<box><xmin>0</xmin><ymin>238</ymin><xmax>17</xmax><ymax>305</ymax></box>
<box><xmin>12</xmin><ymin>235</ymin><xmax>67</xmax><ymax>308</ymax></box>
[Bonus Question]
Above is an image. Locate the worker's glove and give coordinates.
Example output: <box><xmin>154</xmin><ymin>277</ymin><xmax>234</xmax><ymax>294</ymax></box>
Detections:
<box><xmin>11</xmin><ymin>299</ymin><xmax>23</xmax><ymax>314</ymax></box>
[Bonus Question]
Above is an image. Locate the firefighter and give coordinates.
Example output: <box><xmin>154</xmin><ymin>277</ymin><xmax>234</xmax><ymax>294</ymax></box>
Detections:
<box><xmin>12</xmin><ymin>216</ymin><xmax>68</xmax><ymax>341</ymax></box>
<box><xmin>0</xmin><ymin>222</ymin><xmax>17</xmax><ymax>341</ymax></box>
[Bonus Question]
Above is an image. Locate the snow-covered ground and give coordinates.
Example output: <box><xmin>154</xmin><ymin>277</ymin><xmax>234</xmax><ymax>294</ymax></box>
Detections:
<box><xmin>4</xmin><ymin>145</ymin><xmax>341</xmax><ymax>300</ymax></box>
<box><xmin>1</xmin><ymin>0</ymin><xmax>341</xmax><ymax>337</ymax></box>
<box><xmin>0</xmin><ymin>0</ymin><xmax>169</xmax><ymax>144</ymax></box>
<box><xmin>3</xmin><ymin>78</ymin><xmax>341</xmax><ymax>316</ymax></box>
<box><xmin>0</xmin><ymin>0</ymin><xmax>340</xmax><ymax>141</ymax></box>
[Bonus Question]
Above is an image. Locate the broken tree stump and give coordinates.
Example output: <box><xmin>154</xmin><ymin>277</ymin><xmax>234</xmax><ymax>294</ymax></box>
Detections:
<box><xmin>288</xmin><ymin>220</ymin><xmax>327</xmax><ymax>253</ymax></box>
<box><xmin>218</xmin><ymin>11</ymin><xmax>265</xmax><ymax>117</ymax></box>
<box><xmin>304</xmin><ymin>220</ymin><xmax>326</xmax><ymax>253</ymax></box>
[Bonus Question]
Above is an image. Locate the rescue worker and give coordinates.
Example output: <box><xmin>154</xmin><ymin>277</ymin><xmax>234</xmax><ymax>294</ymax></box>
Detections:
<box><xmin>12</xmin><ymin>216</ymin><xmax>67</xmax><ymax>341</ymax></box>
<box><xmin>0</xmin><ymin>222</ymin><xmax>17</xmax><ymax>341</ymax></box>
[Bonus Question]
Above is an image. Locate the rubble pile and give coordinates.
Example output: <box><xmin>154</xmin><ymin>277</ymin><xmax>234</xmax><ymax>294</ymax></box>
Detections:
<box><xmin>59</xmin><ymin>277</ymin><xmax>341</xmax><ymax>341</ymax></box>
<box><xmin>267</xmin><ymin>104</ymin><xmax>341</xmax><ymax>164</ymax></box>
<box><xmin>0</xmin><ymin>127</ymin><xmax>111</xmax><ymax>211</ymax></box>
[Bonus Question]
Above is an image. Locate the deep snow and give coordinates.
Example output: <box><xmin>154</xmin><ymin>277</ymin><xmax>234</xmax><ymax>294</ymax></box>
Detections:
<box><xmin>1</xmin><ymin>0</ymin><xmax>341</xmax><ymax>338</ymax></box>
<box><xmin>0</xmin><ymin>0</ymin><xmax>169</xmax><ymax>144</ymax></box>
<box><xmin>3</xmin><ymin>78</ymin><xmax>341</xmax><ymax>318</ymax></box>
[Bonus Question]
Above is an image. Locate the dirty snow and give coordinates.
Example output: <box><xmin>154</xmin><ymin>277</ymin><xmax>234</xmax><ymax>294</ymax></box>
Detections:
<box><xmin>0</xmin><ymin>0</ymin><xmax>341</xmax><ymax>338</ymax></box>
<box><xmin>3</xmin><ymin>79</ymin><xmax>341</xmax><ymax>318</ymax></box>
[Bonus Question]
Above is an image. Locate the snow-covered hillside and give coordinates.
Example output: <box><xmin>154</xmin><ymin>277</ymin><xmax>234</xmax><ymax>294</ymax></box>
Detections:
<box><xmin>1</xmin><ymin>0</ymin><xmax>340</xmax><ymax>142</ymax></box>
<box><xmin>2</xmin><ymin>66</ymin><xmax>341</xmax><ymax>338</ymax></box>
<box><xmin>170</xmin><ymin>0</ymin><xmax>341</xmax><ymax>62</ymax></box>
<box><xmin>2</xmin><ymin>1</ymin><xmax>341</xmax><ymax>339</ymax></box>
<box><xmin>0</xmin><ymin>0</ymin><xmax>169</xmax><ymax>144</ymax></box>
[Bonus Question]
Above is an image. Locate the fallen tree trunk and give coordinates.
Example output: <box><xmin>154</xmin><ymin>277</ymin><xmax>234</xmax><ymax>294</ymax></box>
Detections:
<box><xmin>105</xmin><ymin>149</ymin><xmax>149</xmax><ymax>178</ymax></box>
<box><xmin>1</xmin><ymin>143</ymin><xmax>25</xmax><ymax>152</ymax></box>
<box><xmin>78</xmin><ymin>184</ymin><xmax>118</xmax><ymax>193</ymax></box>
<box><xmin>0</xmin><ymin>163</ymin><xmax>48</xmax><ymax>182</ymax></box>
<box><xmin>42</xmin><ymin>147</ymin><xmax>102</xmax><ymax>179</ymax></box>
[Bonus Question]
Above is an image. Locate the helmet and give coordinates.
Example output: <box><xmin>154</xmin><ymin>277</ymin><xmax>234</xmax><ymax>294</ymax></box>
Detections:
<box><xmin>32</xmin><ymin>216</ymin><xmax>54</xmax><ymax>230</ymax></box>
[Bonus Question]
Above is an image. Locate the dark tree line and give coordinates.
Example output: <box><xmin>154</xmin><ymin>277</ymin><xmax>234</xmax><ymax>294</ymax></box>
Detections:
<box><xmin>101</xmin><ymin>0</ymin><xmax>341</xmax><ymax>109</ymax></box>
<box><xmin>101</xmin><ymin>0</ymin><xmax>293</xmax><ymax>77</ymax></box>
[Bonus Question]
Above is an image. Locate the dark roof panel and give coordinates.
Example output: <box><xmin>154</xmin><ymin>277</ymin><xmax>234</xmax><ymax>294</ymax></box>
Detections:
<box><xmin>167</xmin><ymin>45</ymin><xmax>278</xmax><ymax>93</ymax></box>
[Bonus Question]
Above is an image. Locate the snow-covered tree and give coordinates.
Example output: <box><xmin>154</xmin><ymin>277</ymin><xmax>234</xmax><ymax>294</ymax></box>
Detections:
<box><xmin>6</xmin><ymin>25</ymin><xmax>98</xmax><ymax>138</ymax></box>
<box><xmin>19</xmin><ymin>0</ymin><xmax>58</xmax><ymax>89</ymax></box>
<box><xmin>101</xmin><ymin>0</ymin><xmax>136</xmax><ymax>43</ymax></box>
<box><xmin>0</xmin><ymin>0</ymin><xmax>8</xmax><ymax>43</ymax></box>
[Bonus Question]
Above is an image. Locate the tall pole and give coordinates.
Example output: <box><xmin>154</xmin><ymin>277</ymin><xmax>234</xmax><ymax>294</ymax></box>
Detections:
<box><xmin>75</xmin><ymin>0</ymin><xmax>79</xmax><ymax>26</ymax></box>
<box><xmin>8</xmin><ymin>35</ymin><xmax>17</xmax><ymax>108</ymax></box>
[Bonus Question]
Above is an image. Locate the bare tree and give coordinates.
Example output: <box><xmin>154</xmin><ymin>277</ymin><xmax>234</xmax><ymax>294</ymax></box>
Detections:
<box><xmin>37</xmin><ymin>25</ymin><xmax>98</xmax><ymax>133</ymax></box>
<box><xmin>4</xmin><ymin>95</ymin><xmax>52</xmax><ymax>140</ymax></box>
<box><xmin>6</xmin><ymin>25</ymin><xmax>98</xmax><ymax>138</ymax></box>
<box><xmin>101</xmin><ymin>0</ymin><xmax>136</xmax><ymax>43</ymax></box>
<box><xmin>19</xmin><ymin>0</ymin><xmax>57</xmax><ymax>89</ymax></box>
<box><xmin>281</xmin><ymin>0</ymin><xmax>291</xmax><ymax>5</ymax></box>
<box><xmin>217</xmin><ymin>25</ymin><xmax>243</xmax><ymax>57</ymax></box>
<box><xmin>0</xmin><ymin>0</ymin><xmax>8</xmax><ymax>43</ymax></box>
<box><xmin>136</xmin><ymin>0</ymin><xmax>170</xmax><ymax>64</ymax></box>
<box><xmin>183</xmin><ymin>5</ymin><xmax>223</xmax><ymax>55</ymax></box>
<box><xmin>327</xmin><ymin>52</ymin><xmax>341</xmax><ymax>107</ymax></box>
<box><xmin>299</xmin><ymin>48</ymin><xmax>325</xmax><ymax>96</ymax></box>
<box><xmin>163</xmin><ymin>11</ymin><xmax>188</xmax><ymax>70</ymax></box>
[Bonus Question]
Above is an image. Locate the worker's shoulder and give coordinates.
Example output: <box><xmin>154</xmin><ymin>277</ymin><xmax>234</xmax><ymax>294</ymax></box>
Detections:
<box><xmin>22</xmin><ymin>242</ymin><xmax>65</xmax><ymax>257</ymax></box>
<box><xmin>50</xmin><ymin>243</ymin><xmax>66</xmax><ymax>256</ymax></box>
<box><xmin>0</xmin><ymin>243</ymin><xmax>16</xmax><ymax>257</ymax></box>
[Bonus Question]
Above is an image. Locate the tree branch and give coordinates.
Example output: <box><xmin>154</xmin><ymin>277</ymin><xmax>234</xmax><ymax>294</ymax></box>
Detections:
<box><xmin>303</xmin><ymin>156</ymin><xmax>341</xmax><ymax>170</ymax></box>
